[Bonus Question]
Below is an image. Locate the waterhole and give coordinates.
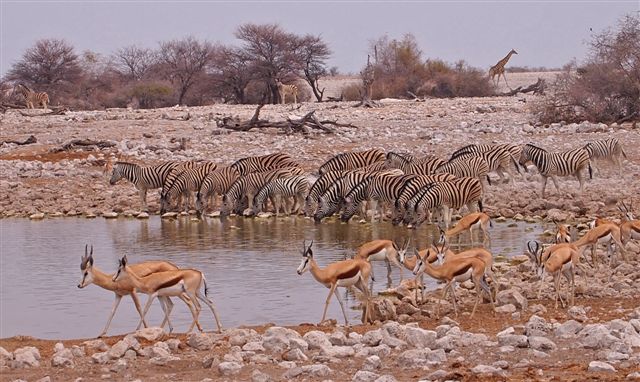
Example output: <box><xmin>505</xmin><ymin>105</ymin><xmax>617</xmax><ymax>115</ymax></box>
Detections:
<box><xmin>0</xmin><ymin>216</ymin><xmax>542</xmax><ymax>339</ymax></box>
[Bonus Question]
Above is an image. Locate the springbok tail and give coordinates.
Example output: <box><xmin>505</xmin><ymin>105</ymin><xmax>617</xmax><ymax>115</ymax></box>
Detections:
<box><xmin>202</xmin><ymin>274</ymin><xmax>210</xmax><ymax>297</ymax></box>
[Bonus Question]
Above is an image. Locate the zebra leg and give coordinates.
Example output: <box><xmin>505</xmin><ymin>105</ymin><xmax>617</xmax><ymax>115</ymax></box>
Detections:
<box><xmin>540</xmin><ymin>176</ymin><xmax>548</xmax><ymax>198</ymax></box>
<box><xmin>369</xmin><ymin>199</ymin><xmax>378</xmax><ymax>222</ymax></box>
<box><xmin>551</xmin><ymin>175</ymin><xmax>561</xmax><ymax>195</ymax></box>
<box><xmin>139</xmin><ymin>188</ymin><xmax>149</xmax><ymax>212</ymax></box>
<box><xmin>576</xmin><ymin>171</ymin><xmax>585</xmax><ymax>195</ymax></box>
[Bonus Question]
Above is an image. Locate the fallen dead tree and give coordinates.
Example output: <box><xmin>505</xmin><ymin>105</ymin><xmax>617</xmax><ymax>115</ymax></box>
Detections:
<box><xmin>500</xmin><ymin>78</ymin><xmax>546</xmax><ymax>96</ymax></box>
<box><xmin>216</xmin><ymin>105</ymin><xmax>357</xmax><ymax>134</ymax></box>
<box><xmin>1</xmin><ymin>135</ymin><xmax>37</xmax><ymax>146</ymax></box>
<box><xmin>50</xmin><ymin>139</ymin><xmax>117</xmax><ymax>153</ymax></box>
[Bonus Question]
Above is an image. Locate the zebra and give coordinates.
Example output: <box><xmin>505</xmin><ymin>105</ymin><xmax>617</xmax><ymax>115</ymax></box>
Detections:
<box><xmin>340</xmin><ymin>173</ymin><xmax>416</xmax><ymax>222</ymax></box>
<box><xmin>318</xmin><ymin>148</ymin><xmax>386</xmax><ymax>175</ymax></box>
<box><xmin>410</xmin><ymin>177</ymin><xmax>484</xmax><ymax>228</ymax></box>
<box><xmin>436</xmin><ymin>156</ymin><xmax>491</xmax><ymax>190</ymax></box>
<box><xmin>313</xmin><ymin>171</ymin><xmax>377</xmax><ymax>222</ymax></box>
<box><xmin>250</xmin><ymin>175</ymin><xmax>310</xmax><ymax>216</ymax></box>
<box><xmin>519</xmin><ymin>143</ymin><xmax>592</xmax><ymax>197</ymax></box>
<box><xmin>159</xmin><ymin>162</ymin><xmax>219</xmax><ymax>214</ymax></box>
<box><xmin>304</xmin><ymin>170</ymin><xmax>349</xmax><ymax>217</ymax></box>
<box><xmin>583</xmin><ymin>138</ymin><xmax>627</xmax><ymax>176</ymax></box>
<box><xmin>391</xmin><ymin>173</ymin><xmax>457</xmax><ymax>225</ymax></box>
<box><xmin>221</xmin><ymin>167</ymin><xmax>304</xmax><ymax>217</ymax></box>
<box><xmin>195</xmin><ymin>167</ymin><xmax>240</xmax><ymax>216</ymax></box>
<box><xmin>108</xmin><ymin>160</ymin><xmax>182</xmax><ymax>211</ymax></box>
<box><xmin>384</xmin><ymin>152</ymin><xmax>445</xmax><ymax>175</ymax></box>
<box><xmin>230</xmin><ymin>153</ymin><xmax>300</xmax><ymax>176</ymax></box>
<box><xmin>450</xmin><ymin>143</ymin><xmax>522</xmax><ymax>163</ymax></box>
<box><xmin>450</xmin><ymin>146</ymin><xmax>520</xmax><ymax>184</ymax></box>
<box><xmin>160</xmin><ymin>161</ymin><xmax>206</xmax><ymax>203</ymax></box>
<box><xmin>15</xmin><ymin>83</ymin><xmax>49</xmax><ymax>109</ymax></box>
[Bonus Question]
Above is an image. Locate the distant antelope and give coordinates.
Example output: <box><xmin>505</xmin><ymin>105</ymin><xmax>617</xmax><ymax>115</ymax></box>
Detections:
<box><xmin>441</xmin><ymin>212</ymin><xmax>492</xmax><ymax>247</ymax></box>
<box><xmin>276</xmin><ymin>79</ymin><xmax>298</xmax><ymax>105</ymax></box>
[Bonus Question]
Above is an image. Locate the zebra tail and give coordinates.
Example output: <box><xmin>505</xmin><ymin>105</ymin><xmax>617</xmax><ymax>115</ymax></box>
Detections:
<box><xmin>486</xmin><ymin>175</ymin><xmax>492</xmax><ymax>186</ymax></box>
<box><xmin>511</xmin><ymin>156</ymin><xmax>521</xmax><ymax>174</ymax></box>
<box><xmin>588</xmin><ymin>161</ymin><xmax>593</xmax><ymax>180</ymax></box>
<box><xmin>478</xmin><ymin>199</ymin><xmax>484</xmax><ymax>212</ymax></box>
<box><xmin>489</xmin><ymin>217</ymin><xmax>493</xmax><ymax>228</ymax></box>
<box><xmin>621</xmin><ymin>147</ymin><xmax>628</xmax><ymax>159</ymax></box>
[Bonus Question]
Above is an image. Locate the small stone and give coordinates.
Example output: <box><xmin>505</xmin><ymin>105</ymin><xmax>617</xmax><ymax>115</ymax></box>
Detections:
<box><xmin>352</xmin><ymin>370</ymin><xmax>379</xmax><ymax>382</ymax></box>
<box><xmin>83</xmin><ymin>339</ymin><xmax>109</xmax><ymax>351</ymax></box>
<box><xmin>363</xmin><ymin>355</ymin><xmax>381</xmax><ymax>371</ymax></box>
<box><xmin>166</xmin><ymin>339</ymin><xmax>181</xmax><ymax>352</ymax></box>
<box><xmin>495</xmin><ymin>304</ymin><xmax>516</xmax><ymax>314</ymax></box>
<box><xmin>555</xmin><ymin>320</ymin><xmax>583</xmax><ymax>338</ymax></box>
<box><xmin>568</xmin><ymin>306</ymin><xmax>588</xmax><ymax>322</ymax></box>
<box><xmin>496</xmin><ymin>289</ymin><xmax>528</xmax><ymax>310</ymax></box>
<box><xmin>471</xmin><ymin>364</ymin><xmax>504</xmax><ymax>376</ymax></box>
<box><xmin>134</xmin><ymin>327</ymin><xmax>165</xmax><ymax>341</ymax></box>
<box><xmin>218</xmin><ymin>361</ymin><xmax>243</xmax><ymax>376</ymax></box>
<box><xmin>251</xmin><ymin>369</ymin><xmax>272</xmax><ymax>382</ymax></box>
<box><xmin>54</xmin><ymin>343</ymin><xmax>65</xmax><ymax>353</ymax></box>
<box><xmin>51</xmin><ymin>349</ymin><xmax>74</xmax><ymax>367</ymax></box>
<box><xmin>29</xmin><ymin>212</ymin><xmax>45</xmax><ymax>219</ymax></box>
<box><xmin>109</xmin><ymin>359</ymin><xmax>127</xmax><ymax>373</ymax></box>
<box><xmin>91</xmin><ymin>352</ymin><xmax>110</xmax><ymax>365</ymax></box>
<box><xmin>588</xmin><ymin>361</ymin><xmax>616</xmax><ymax>373</ymax></box>
<box><xmin>304</xmin><ymin>330</ymin><xmax>332</xmax><ymax>349</ymax></box>
<box><xmin>188</xmin><ymin>332</ymin><xmax>213</xmax><ymax>350</ymax></box>
<box><xmin>136</xmin><ymin>212</ymin><xmax>149</xmax><ymax>219</ymax></box>
<box><xmin>283</xmin><ymin>348</ymin><xmax>308</xmax><ymax>362</ymax></box>
<box><xmin>12</xmin><ymin>346</ymin><xmax>41</xmax><ymax>368</ymax></box>
<box><xmin>374</xmin><ymin>376</ymin><xmax>397</xmax><ymax>382</ymax></box>
<box><xmin>301</xmin><ymin>364</ymin><xmax>332</xmax><ymax>377</ymax></box>
<box><xmin>626</xmin><ymin>371</ymin><xmax>640</xmax><ymax>380</ymax></box>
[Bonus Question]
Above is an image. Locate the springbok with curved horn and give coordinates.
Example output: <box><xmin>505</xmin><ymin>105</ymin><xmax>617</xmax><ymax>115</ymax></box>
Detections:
<box><xmin>412</xmin><ymin>248</ymin><xmax>495</xmax><ymax>318</ymax></box>
<box><xmin>113</xmin><ymin>255</ymin><xmax>223</xmax><ymax>333</ymax></box>
<box><xmin>355</xmin><ymin>239</ymin><xmax>408</xmax><ymax>285</ymax></box>
<box><xmin>296</xmin><ymin>241</ymin><xmax>372</xmax><ymax>326</ymax></box>
<box><xmin>77</xmin><ymin>245</ymin><xmax>180</xmax><ymax>337</ymax></box>
<box><xmin>528</xmin><ymin>240</ymin><xmax>580</xmax><ymax>308</ymax></box>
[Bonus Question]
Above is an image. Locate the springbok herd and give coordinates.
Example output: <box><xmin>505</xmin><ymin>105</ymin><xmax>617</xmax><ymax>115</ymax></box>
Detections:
<box><xmin>82</xmin><ymin>138</ymin><xmax>638</xmax><ymax>335</ymax></box>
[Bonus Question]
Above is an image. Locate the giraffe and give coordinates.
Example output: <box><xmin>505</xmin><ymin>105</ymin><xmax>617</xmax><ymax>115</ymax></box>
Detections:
<box><xmin>489</xmin><ymin>49</ymin><xmax>518</xmax><ymax>89</ymax></box>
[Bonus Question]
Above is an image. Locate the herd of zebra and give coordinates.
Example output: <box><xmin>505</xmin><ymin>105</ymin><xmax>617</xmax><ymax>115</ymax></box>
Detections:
<box><xmin>107</xmin><ymin>137</ymin><xmax>627</xmax><ymax>228</ymax></box>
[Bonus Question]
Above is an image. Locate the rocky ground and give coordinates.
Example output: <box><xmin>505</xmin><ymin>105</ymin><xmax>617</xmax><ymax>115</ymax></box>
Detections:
<box><xmin>1</xmin><ymin>73</ymin><xmax>639</xmax><ymax>381</ymax></box>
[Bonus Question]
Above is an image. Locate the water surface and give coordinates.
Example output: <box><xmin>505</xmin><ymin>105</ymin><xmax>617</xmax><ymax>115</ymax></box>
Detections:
<box><xmin>0</xmin><ymin>216</ymin><xmax>541</xmax><ymax>339</ymax></box>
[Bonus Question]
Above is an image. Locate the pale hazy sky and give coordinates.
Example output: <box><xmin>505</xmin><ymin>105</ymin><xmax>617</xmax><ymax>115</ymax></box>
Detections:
<box><xmin>1</xmin><ymin>1</ymin><xmax>638</xmax><ymax>77</ymax></box>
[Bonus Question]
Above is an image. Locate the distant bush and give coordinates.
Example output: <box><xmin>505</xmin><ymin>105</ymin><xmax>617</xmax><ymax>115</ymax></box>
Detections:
<box><xmin>533</xmin><ymin>14</ymin><xmax>639</xmax><ymax>124</ymax></box>
<box><xmin>364</xmin><ymin>35</ymin><xmax>494</xmax><ymax>99</ymax></box>
<box><xmin>341</xmin><ymin>83</ymin><xmax>362</xmax><ymax>101</ymax></box>
<box><xmin>507</xmin><ymin>66</ymin><xmax>560</xmax><ymax>73</ymax></box>
<box><xmin>130</xmin><ymin>82</ymin><xmax>174</xmax><ymax>109</ymax></box>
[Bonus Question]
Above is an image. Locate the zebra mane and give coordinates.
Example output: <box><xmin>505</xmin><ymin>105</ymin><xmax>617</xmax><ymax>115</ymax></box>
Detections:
<box><xmin>525</xmin><ymin>143</ymin><xmax>548</xmax><ymax>152</ymax></box>
<box><xmin>344</xmin><ymin>176</ymin><xmax>371</xmax><ymax>198</ymax></box>
<box><xmin>449</xmin><ymin>145</ymin><xmax>477</xmax><ymax>161</ymax></box>
<box><xmin>386</xmin><ymin>151</ymin><xmax>412</xmax><ymax>163</ymax></box>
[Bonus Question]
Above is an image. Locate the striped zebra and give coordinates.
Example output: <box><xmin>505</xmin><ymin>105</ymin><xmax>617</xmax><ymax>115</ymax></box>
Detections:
<box><xmin>251</xmin><ymin>175</ymin><xmax>310</xmax><ymax>216</ymax></box>
<box><xmin>318</xmin><ymin>148</ymin><xmax>386</xmax><ymax>175</ymax></box>
<box><xmin>231</xmin><ymin>153</ymin><xmax>300</xmax><ymax>175</ymax></box>
<box><xmin>519</xmin><ymin>143</ymin><xmax>592</xmax><ymax>197</ymax></box>
<box><xmin>409</xmin><ymin>177</ymin><xmax>484</xmax><ymax>228</ymax></box>
<box><xmin>160</xmin><ymin>161</ymin><xmax>206</xmax><ymax>202</ymax></box>
<box><xmin>15</xmin><ymin>83</ymin><xmax>49</xmax><ymax>109</ymax></box>
<box><xmin>450</xmin><ymin>146</ymin><xmax>520</xmax><ymax>184</ymax></box>
<box><xmin>304</xmin><ymin>170</ymin><xmax>349</xmax><ymax>217</ymax></box>
<box><xmin>450</xmin><ymin>143</ymin><xmax>522</xmax><ymax>163</ymax></box>
<box><xmin>583</xmin><ymin>138</ymin><xmax>627</xmax><ymax>176</ymax></box>
<box><xmin>276</xmin><ymin>79</ymin><xmax>298</xmax><ymax>105</ymax></box>
<box><xmin>340</xmin><ymin>173</ymin><xmax>416</xmax><ymax>222</ymax></box>
<box><xmin>391</xmin><ymin>173</ymin><xmax>457</xmax><ymax>225</ymax></box>
<box><xmin>108</xmin><ymin>160</ymin><xmax>182</xmax><ymax>211</ymax></box>
<box><xmin>436</xmin><ymin>156</ymin><xmax>491</xmax><ymax>189</ymax></box>
<box><xmin>195</xmin><ymin>167</ymin><xmax>240</xmax><ymax>216</ymax></box>
<box><xmin>313</xmin><ymin>169</ymin><xmax>403</xmax><ymax>222</ymax></box>
<box><xmin>221</xmin><ymin>167</ymin><xmax>304</xmax><ymax>217</ymax></box>
<box><xmin>159</xmin><ymin>162</ymin><xmax>219</xmax><ymax>214</ymax></box>
<box><xmin>384</xmin><ymin>152</ymin><xmax>445</xmax><ymax>175</ymax></box>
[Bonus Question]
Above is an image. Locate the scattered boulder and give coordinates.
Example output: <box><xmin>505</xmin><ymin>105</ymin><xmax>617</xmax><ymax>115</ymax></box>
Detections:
<box><xmin>251</xmin><ymin>369</ymin><xmax>272</xmax><ymax>382</ymax></box>
<box><xmin>555</xmin><ymin>320</ymin><xmax>583</xmax><ymax>338</ymax></box>
<box><xmin>91</xmin><ymin>352</ymin><xmax>110</xmax><ymax>365</ymax></box>
<box><xmin>303</xmin><ymin>330</ymin><xmax>331</xmax><ymax>350</ymax></box>
<box><xmin>353</xmin><ymin>370</ymin><xmax>379</xmax><ymax>382</ymax></box>
<box><xmin>568</xmin><ymin>306</ymin><xmax>589</xmax><ymax>322</ymax></box>
<box><xmin>188</xmin><ymin>332</ymin><xmax>214</xmax><ymax>350</ymax></box>
<box><xmin>496</xmin><ymin>289</ymin><xmax>528</xmax><ymax>310</ymax></box>
<box><xmin>51</xmin><ymin>348</ymin><xmax>74</xmax><ymax>367</ymax></box>
<box><xmin>134</xmin><ymin>327</ymin><xmax>165</xmax><ymax>341</ymax></box>
<box><xmin>12</xmin><ymin>346</ymin><xmax>41</xmax><ymax>368</ymax></box>
<box><xmin>218</xmin><ymin>361</ymin><xmax>243</xmax><ymax>376</ymax></box>
<box><xmin>363</xmin><ymin>355</ymin><xmax>381</xmax><ymax>371</ymax></box>
<box><xmin>283</xmin><ymin>348</ymin><xmax>308</xmax><ymax>362</ymax></box>
<box><xmin>588</xmin><ymin>361</ymin><xmax>616</xmax><ymax>373</ymax></box>
<box><xmin>525</xmin><ymin>315</ymin><xmax>551</xmax><ymax>336</ymax></box>
<box><xmin>362</xmin><ymin>329</ymin><xmax>383</xmax><ymax>347</ymax></box>
<box><xmin>471</xmin><ymin>364</ymin><xmax>505</xmax><ymax>376</ymax></box>
<box><xmin>528</xmin><ymin>336</ymin><xmax>557</xmax><ymax>351</ymax></box>
<box><xmin>370</xmin><ymin>298</ymin><xmax>397</xmax><ymax>322</ymax></box>
<box><xmin>301</xmin><ymin>364</ymin><xmax>332</xmax><ymax>378</ymax></box>
<box><xmin>580</xmin><ymin>324</ymin><xmax>618</xmax><ymax>349</ymax></box>
<box><xmin>404</xmin><ymin>326</ymin><xmax>437</xmax><ymax>349</ymax></box>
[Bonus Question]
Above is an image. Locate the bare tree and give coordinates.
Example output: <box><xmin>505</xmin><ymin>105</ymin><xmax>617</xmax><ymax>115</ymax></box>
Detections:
<box><xmin>235</xmin><ymin>23</ymin><xmax>303</xmax><ymax>104</ymax></box>
<box><xmin>112</xmin><ymin>45</ymin><xmax>156</xmax><ymax>81</ymax></box>
<box><xmin>209</xmin><ymin>45</ymin><xmax>254</xmax><ymax>104</ymax></box>
<box><xmin>300</xmin><ymin>35</ymin><xmax>331</xmax><ymax>102</ymax></box>
<box><xmin>6</xmin><ymin>38</ymin><xmax>82</xmax><ymax>93</ymax></box>
<box><xmin>156</xmin><ymin>37</ymin><xmax>213</xmax><ymax>105</ymax></box>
